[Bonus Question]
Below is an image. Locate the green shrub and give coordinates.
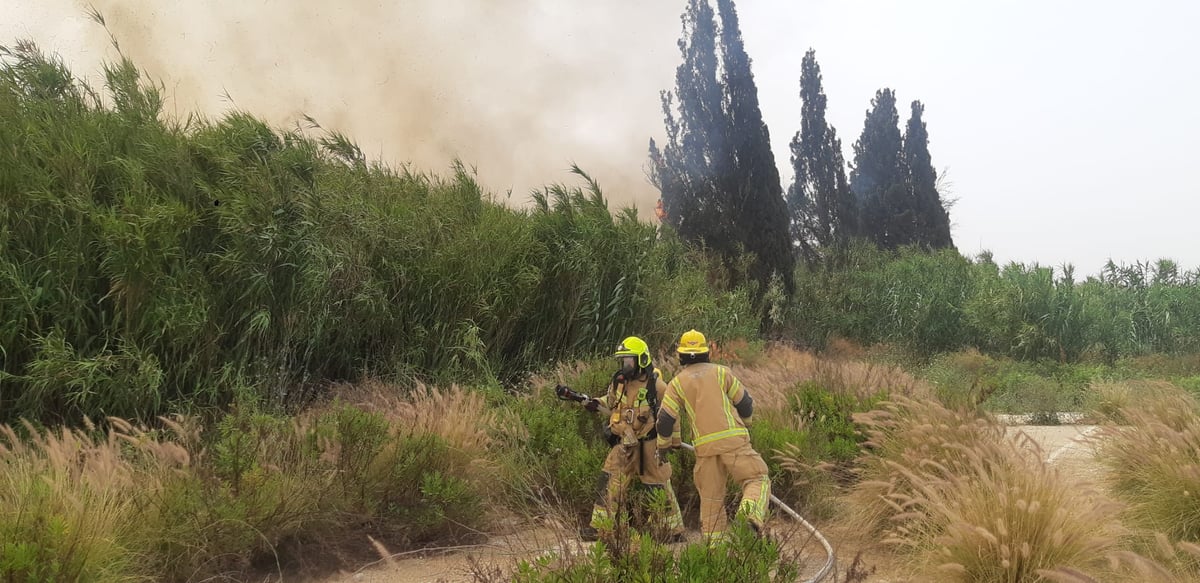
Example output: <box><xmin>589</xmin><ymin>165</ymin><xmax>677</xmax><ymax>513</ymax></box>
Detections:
<box><xmin>750</xmin><ymin>413</ymin><xmax>812</xmax><ymax>510</ymax></box>
<box><xmin>0</xmin><ymin>42</ymin><xmax>761</xmax><ymax>425</ymax></box>
<box><xmin>787</xmin><ymin>382</ymin><xmax>876</xmax><ymax>463</ymax></box>
<box><xmin>923</xmin><ymin>349</ymin><xmax>999</xmax><ymax>408</ymax></box>
<box><xmin>509</xmin><ymin>523</ymin><xmax>798</xmax><ymax>583</ymax></box>
<box><xmin>510</xmin><ymin>388</ymin><xmax>611</xmax><ymax>517</ymax></box>
<box><xmin>790</xmin><ymin>242</ymin><xmax>1200</xmax><ymax>364</ymax></box>
<box><xmin>0</xmin><ymin>465</ymin><xmax>143</xmax><ymax>583</ymax></box>
<box><xmin>924</xmin><ymin>351</ymin><xmax>1112</xmax><ymax>414</ymax></box>
<box><xmin>760</xmin><ymin>382</ymin><xmax>883</xmax><ymax>518</ymax></box>
<box><xmin>143</xmin><ymin>402</ymin><xmax>489</xmax><ymax>579</ymax></box>
<box><xmin>322</xmin><ymin>404</ymin><xmax>390</xmax><ymax>500</ymax></box>
<box><xmin>367</xmin><ymin>433</ymin><xmax>484</xmax><ymax>542</ymax></box>
<box><xmin>1172</xmin><ymin>376</ymin><xmax>1200</xmax><ymax>396</ymax></box>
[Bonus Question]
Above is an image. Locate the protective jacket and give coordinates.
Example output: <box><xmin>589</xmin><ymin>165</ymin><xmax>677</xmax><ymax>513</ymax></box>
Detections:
<box><xmin>657</xmin><ymin>362</ymin><xmax>753</xmax><ymax>456</ymax></box>
<box><xmin>600</xmin><ymin>367</ymin><xmax>663</xmax><ymax>445</ymax></box>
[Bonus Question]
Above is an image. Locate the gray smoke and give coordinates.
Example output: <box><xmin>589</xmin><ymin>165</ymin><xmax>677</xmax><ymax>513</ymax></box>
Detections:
<box><xmin>4</xmin><ymin>0</ymin><xmax>683</xmax><ymax>212</ymax></box>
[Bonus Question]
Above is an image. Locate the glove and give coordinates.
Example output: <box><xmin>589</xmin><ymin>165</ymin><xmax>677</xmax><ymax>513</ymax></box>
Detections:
<box><xmin>602</xmin><ymin>426</ymin><xmax>620</xmax><ymax>447</ymax></box>
<box><xmin>554</xmin><ymin>384</ymin><xmax>571</xmax><ymax>400</ymax></box>
<box><xmin>584</xmin><ymin>398</ymin><xmax>600</xmax><ymax>413</ymax></box>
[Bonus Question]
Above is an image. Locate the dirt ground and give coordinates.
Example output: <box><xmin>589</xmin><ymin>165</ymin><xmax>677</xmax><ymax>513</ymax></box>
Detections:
<box><xmin>318</xmin><ymin>424</ymin><xmax>1105</xmax><ymax>583</ymax></box>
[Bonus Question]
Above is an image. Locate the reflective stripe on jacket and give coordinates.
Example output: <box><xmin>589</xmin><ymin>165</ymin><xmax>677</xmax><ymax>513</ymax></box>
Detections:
<box><xmin>658</xmin><ymin>362</ymin><xmax>750</xmax><ymax>456</ymax></box>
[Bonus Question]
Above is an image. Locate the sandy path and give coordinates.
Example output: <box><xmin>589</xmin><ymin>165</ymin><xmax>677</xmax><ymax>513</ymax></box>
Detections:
<box><xmin>1011</xmin><ymin>424</ymin><xmax>1105</xmax><ymax>484</ymax></box>
<box><xmin>321</xmin><ymin>525</ymin><xmax>584</xmax><ymax>583</ymax></box>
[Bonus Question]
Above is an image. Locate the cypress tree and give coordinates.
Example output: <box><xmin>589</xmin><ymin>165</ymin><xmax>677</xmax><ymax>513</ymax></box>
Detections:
<box><xmin>649</xmin><ymin>0</ymin><xmax>727</xmax><ymax>255</ymax></box>
<box><xmin>903</xmin><ymin>100</ymin><xmax>954</xmax><ymax>249</ymax></box>
<box><xmin>714</xmin><ymin>0</ymin><xmax>793</xmax><ymax>293</ymax></box>
<box><xmin>787</xmin><ymin>49</ymin><xmax>856</xmax><ymax>261</ymax></box>
<box><xmin>650</xmin><ymin>0</ymin><xmax>793</xmax><ymax>295</ymax></box>
<box><xmin>850</xmin><ymin>88</ymin><xmax>910</xmax><ymax>249</ymax></box>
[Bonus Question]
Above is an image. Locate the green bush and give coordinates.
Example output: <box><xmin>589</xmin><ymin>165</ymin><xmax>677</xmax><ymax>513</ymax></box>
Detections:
<box><xmin>755</xmin><ymin>382</ymin><xmax>883</xmax><ymax>517</ymax></box>
<box><xmin>789</xmin><ymin>243</ymin><xmax>974</xmax><ymax>353</ymax></box>
<box><xmin>509</xmin><ymin>523</ymin><xmax>798</xmax><ymax>583</ymax></box>
<box><xmin>922</xmin><ymin>350</ymin><xmax>999</xmax><ymax>408</ymax></box>
<box><xmin>0</xmin><ymin>43</ymin><xmax>760</xmax><ymax>425</ymax></box>
<box><xmin>924</xmin><ymin>351</ymin><xmax>1113</xmax><ymax>414</ymax></box>
<box><xmin>0</xmin><ymin>478</ymin><xmax>141</xmax><ymax>583</ymax></box>
<box><xmin>0</xmin><ymin>419</ymin><xmax>163</xmax><ymax>583</ymax></box>
<box><xmin>789</xmin><ymin>243</ymin><xmax>1200</xmax><ymax>364</ymax></box>
<box><xmin>1175</xmin><ymin>376</ymin><xmax>1200</xmax><ymax>396</ymax></box>
<box><xmin>749</xmin><ymin>414</ymin><xmax>811</xmax><ymax>510</ymax></box>
<box><xmin>322</xmin><ymin>404</ymin><xmax>390</xmax><ymax>501</ymax></box>
<box><xmin>510</xmin><ymin>387</ymin><xmax>612</xmax><ymax>518</ymax></box>
<box><xmin>362</xmin><ymin>433</ymin><xmax>484</xmax><ymax>542</ymax></box>
<box><xmin>787</xmin><ymin>382</ymin><xmax>875</xmax><ymax>463</ymax></box>
<box><xmin>140</xmin><ymin>403</ymin><xmax>489</xmax><ymax>580</ymax></box>
<box><xmin>146</xmin><ymin>407</ymin><xmax>325</xmax><ymax>579</ymax></box>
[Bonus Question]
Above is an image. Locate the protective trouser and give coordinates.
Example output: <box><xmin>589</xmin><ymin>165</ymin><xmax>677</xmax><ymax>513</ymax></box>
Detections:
<box><xmin>590</xmin><ymin>438</ymin><xmax>684</xmax><ymax>535</ymax></box>
<box><xmin>694</xmin><ymin>440</ymin><xmax>770</xmax><ymax>540</ymax></box>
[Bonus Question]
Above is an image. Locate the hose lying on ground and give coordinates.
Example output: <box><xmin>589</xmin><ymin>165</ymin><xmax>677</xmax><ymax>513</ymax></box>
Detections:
<box><xmin>680</xmin><ymin>442</ymin><xmax>837</xmax><ymax>583</ymax></box>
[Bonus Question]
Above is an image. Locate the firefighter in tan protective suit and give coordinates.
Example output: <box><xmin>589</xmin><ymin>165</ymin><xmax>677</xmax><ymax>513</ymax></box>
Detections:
<box><xmin>656</xmin><ymin>329</ymin><xmax>771</xmax><ymax>540</ymax></box>
<box><xmin>556</xmin><ymin>336</ymin><xmax>685</xmax><ymax>542</ymax></box>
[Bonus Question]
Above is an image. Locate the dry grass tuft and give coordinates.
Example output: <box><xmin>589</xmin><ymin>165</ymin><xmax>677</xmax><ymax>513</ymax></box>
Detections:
<box><xmin>845</xmin><ymin>396</ymin><xmax>1003</xmax><ymax>535</ymax></box>
<box><xmin>925</xmin><ymin>441</ymin><xmax>1123</xmax><ymax>581</ymax></box>
<box><xmin>1086</xmin><ymin>379</ymin><xmax>1180</xmax><ymax>424</ymax></box>
<box><xmin>1099</xmin><ymin>385</ymin><xmax>1200</xmax><ymax>581</ymax></box>
<box><xmin>846</xmin><ymin>396</ymin><xmax>1125</xmax><ymax>581</ymax></box>
<box><xmin>0</xmin><ymin>380</ymin><xmax>504</xmax><ymax>581</ymax></box>
<box><xmin>1101</xmin><ymin>387</ymin><xmax>1200</xmax><ymax>541</ymax></box>
<box><xmin>0</xmin><ymin>417</ymin><xmax>191</xmax><ymax>581</ymax></box>
<box><xmin>330</xmin><ymin>379</ymin><xmax>507</xmax><ymax>458</ymax></box>
<box><xmin>730</xmin><ymin>345</ymin><xmax>931</xmax><ymax>414</ymax></box>
<box><xmin>823</xmin><ymin>336</ymin><xmax>869</xmax><ymax>361</ymax></box>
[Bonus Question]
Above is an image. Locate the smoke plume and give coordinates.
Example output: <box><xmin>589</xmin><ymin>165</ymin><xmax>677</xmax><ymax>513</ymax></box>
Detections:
<box><xmin>4</xmin><ymin>0</ymin><xmax>683</xmax><ymax>212</ymax></box>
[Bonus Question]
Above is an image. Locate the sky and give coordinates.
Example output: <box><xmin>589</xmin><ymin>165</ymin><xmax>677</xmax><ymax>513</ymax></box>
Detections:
<box><xmin>3</xmin><ymin>0</ymin><xmax>1198</xmax><ymax>278</ymax></box>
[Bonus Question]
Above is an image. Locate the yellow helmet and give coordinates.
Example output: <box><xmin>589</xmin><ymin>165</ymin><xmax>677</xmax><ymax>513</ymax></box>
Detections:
<box><xmin>676</xmin><ymin>329</ymin><xmax>709</xmax><ymax>354</ymax></box>
<box><xmin>614</xmin><ymin>336</ymin><xmax>651</xmax><ymax>369</ymax></box>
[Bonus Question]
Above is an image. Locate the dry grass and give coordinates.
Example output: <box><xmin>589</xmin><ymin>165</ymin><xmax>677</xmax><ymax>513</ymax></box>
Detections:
<box><xmin>846</xmin><ymin>396</ymin><xmax>1004</xmax><ymax>536</ymax></box>
<box><xmin>1124</xmin><ymin>353</ymin><xmax>1200</xmax><ymax>378</ymax></box>
<box><xmin>0</xmin><ymin>417</ymin><xmax>192</xmax><ymax>582</ymax></box>
<box><xmin>730</xmin><ymin>344</ymin><xmax>932</xmax><ymax>414</ymax></box>
<box><xmin>315</xmin><ymin>380</ymin><xmax>509</xmax><ymax>519</ymax></box>
<box><xmin>1039</xmin><ymin>536</ymin><xmax>1200</xmax><ymax>583</ymax></box>
<box><xmin>1086</xmin><ymin>379</ymin><xmax>1181</xmax><ymax>424</ymax></box>
<box><xmin>0</xmin><ymin>380</ymin><xmax>504</xmax><ymax>582</ymax></box>
<box><xmin>334</xmin><ymin>379</ymin><xmax>505</xmax><ymax>456</ymax></box>
<box><xmin>1101</xmin><ymin>387</ymin><xmax>1200</xmax><ymax>541</ymax></box>
<box><xmin>846</xmin><ymin>396</ymin><xmax>1125</xmax><ymax>581</ymax></box>
<box><xmin>823</xmin><ymin>337</ymin><xmax>870</xmax><ymax>361</ymax></box>
<box><xmin>1098</xmin><ymin>385</ymin><xmax>1200</xmax><ymax>581</ymax></box>
<box><xmin>921</xmin><ymin>438</ymin><xmax>1123</xmax><ymax>581</ymax></box>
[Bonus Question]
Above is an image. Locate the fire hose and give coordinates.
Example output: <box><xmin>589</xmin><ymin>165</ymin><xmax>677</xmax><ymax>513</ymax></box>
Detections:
<box><xmin>679</xmin><ymin>442</ymin><xmax>836</xmax><ymax>583</ymax></box>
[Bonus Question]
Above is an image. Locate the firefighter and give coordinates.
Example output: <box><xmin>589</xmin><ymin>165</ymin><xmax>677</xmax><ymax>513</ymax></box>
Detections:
<box><xmin>556</xmin><ymin>336</ymin><xmax>685</xmax><ymax>542</ymax></box>
<box><xmin>656</xmin><ymin>329</ymin><xmax>770</xmax><ymax>540</ymax></box>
